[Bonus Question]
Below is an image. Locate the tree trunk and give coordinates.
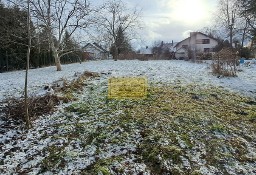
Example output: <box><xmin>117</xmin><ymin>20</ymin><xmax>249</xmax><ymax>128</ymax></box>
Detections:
<box><xmin>241</xmin><ymin>30</ymin><xmax>245</xmax><ymax>48</ymax></box>
<box><xmin>25</xmin><ymin>0</ymin><xmax>32</xmax><ymax>129</ymax></box>
<box><xmin>241</xmin><ymin>21</ymin><xmax>248</xmax><ymax>48</ymax></box>
<box><xmin>54</xmin><ymin>54</ymin><xmax>62</xmax><ymax>71</ymax></box>
<box><xmin>5</xmin><ymin>51</ymin><xmax>8</xmax><ymax>71</ymax></box>
<box><xmin>230</xmin><ymin>27</ymin><xmax>233</xmax><ymax>48</ymax></box>
<box><xmin>192</xmin><ymin>50</ymin><xmax>196</xmax><ymax>63</ymax></box>
<box><xmin>52</xmin><ymin>47</ymin><xmax>62</xmax><ymax>71</ymax></box>
<box><xmin>114</xmin><ymin>45</ymin><xmax>118</xmax><ymax>61</ymax></box>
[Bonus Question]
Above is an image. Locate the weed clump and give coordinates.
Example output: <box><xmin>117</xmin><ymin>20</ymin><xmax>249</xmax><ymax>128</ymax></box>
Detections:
<box><xmin>212</xmin><ymin>48</ymin><xmax>238</xmax><ymax>77</ymax></box>
<box><xmin>1</xmin><ymin>71</ymin><xmax>99</xmax><ymax>125</ymax></box>
<box><xmin>2</xmin><ymin>94</ymin><xmax>64</xmax><ymax>122</ymax></box>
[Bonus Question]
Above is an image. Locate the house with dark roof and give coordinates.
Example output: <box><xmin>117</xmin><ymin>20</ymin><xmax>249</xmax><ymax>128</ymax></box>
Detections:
<box><xmin>140</xmin><ymin>46</ymin><xmax>153</xmax><ymax>56</ymax></box>
<box><xmin>162</xmin><ymin>41</ymin><xmax>178</xmax><ymax>52</ymax></box>
<box><xmin>175</xmin><ymin>32</ymin><xmax>219</xmax><ymax>59</ymax></box>
<box><xmin>83</xmin><ymin>43</ymin><xmax>109</xmax><ymax>60</ymax></box>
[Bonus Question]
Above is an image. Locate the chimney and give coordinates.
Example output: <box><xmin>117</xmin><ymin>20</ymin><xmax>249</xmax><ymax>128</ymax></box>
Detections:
<box><xmin>190</xmin><ymin>32</ymin><xmax>197</xmax><ymax>37</ymax></box>
<box><xmin>161</xmin><ymin>41</ymin><xmax>164</xmax><ymax>47</ymax></box>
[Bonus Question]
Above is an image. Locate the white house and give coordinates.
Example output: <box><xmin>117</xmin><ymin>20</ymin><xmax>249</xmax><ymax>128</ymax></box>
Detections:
<box><xmin>175</xmin><ymin>32</ymin><xmax>219</xmax><ymax>59</ymax></box>
<box><xmin>140</xmin><ymin>46</ymin><xmax>153</xmax><ymax>55</ymax></box>
<box><xmin>83</xmin><ymin>43</ymin><xmax>109</xmax><ymax>60</ymax></box>
<box><xmin>162</xmin><ymin>41</ymin><xmax>178</xmax><ymax>52</ymax></box>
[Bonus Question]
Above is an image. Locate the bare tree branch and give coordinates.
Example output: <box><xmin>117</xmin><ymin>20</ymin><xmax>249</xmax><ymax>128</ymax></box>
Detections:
<box><xmin>29</xmin><ymin>0</ymin><xmax>93</xmax><ymax>71</ymax></box>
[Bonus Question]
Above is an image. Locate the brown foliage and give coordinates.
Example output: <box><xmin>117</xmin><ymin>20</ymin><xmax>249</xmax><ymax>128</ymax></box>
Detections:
<box><xmin>197</xmin><ymin>52</ymin><xmax>213</xmax><ymax>60</ymax></box>
<box><xmin>56</xmin><ymin>71</ymin><xmax>99</xmax><ymax>93</ymax></box>
<box><xmin>2</xmin><ymin>95</ymin><xmax>64</xmax><ymax>122</ymax></box>
<box><xmin>117</xmin><ymin>52</ymin><xmax>137</xmax><ymax>60</ymax></box>
<box><xmin>212</xmin><ymin>48</ymin><xmax>238</xmax><ymax>77</ymax></box>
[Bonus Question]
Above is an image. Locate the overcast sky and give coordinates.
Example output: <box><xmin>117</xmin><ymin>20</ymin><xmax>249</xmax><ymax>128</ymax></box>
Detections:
<box><xmin>93</xmin><ymin>0</ymin><xmax>218</xmax><ymax>48</ymax></box>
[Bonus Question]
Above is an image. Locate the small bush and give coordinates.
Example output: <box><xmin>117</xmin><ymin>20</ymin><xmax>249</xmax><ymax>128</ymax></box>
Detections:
<box><xmin>197</xmin><ymin>52</ymin><xmax>213</xmax><ymax>60</ymax></box>
<box><xmin>212</xmin><ymin>48</ymin><xmax>238</xmax><ymax>77</ymax></box>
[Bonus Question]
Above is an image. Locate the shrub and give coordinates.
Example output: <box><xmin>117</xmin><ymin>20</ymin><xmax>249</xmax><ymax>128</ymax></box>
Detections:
<box><xmin>197</xmin><ymin>52</ymin><xmax>213</xmax><ymax>60</ymax></box>
<box><xmin>211</xmin><ymin>48</ymin><xmax>238</xmax><ymax>77</ymax></box>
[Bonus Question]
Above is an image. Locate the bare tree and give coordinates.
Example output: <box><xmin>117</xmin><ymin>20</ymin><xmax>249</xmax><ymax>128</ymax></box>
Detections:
<box><xmin>95</xmin><ymin>0</ymin><xmax>141</xmax><ymax>60</ymax></box>
<box><xmin>239</xmin><ymin>0</ymin><xmax>256</xmax><ymax>32</ymax></box>
<box><xmin>215</xmin><ymin>0</ymin><xmax>237</xmax><ymax>47</ymax></box>
<box><xmin>24</xmin><ymin>0</ymin><xmax>32</xmax><ymax>128</ymax></box>
<box><xmin>215</xmin><ymin>0</ymin><xmax>250</xmax><ymax>48</ymax></box>
<box><xmin>239</xmin><ymin>20</ymin><xmax>249</xmax><ymax>48</ymax></box>
<box><xmin>238</xmin><ymin>0</ymin><xmax>256</xmax><ymax>56</ymax></box>
<box><xmin>30</xmin><ymin>0</ymin><xmax>93</xmax><ymax>71</ymax></box>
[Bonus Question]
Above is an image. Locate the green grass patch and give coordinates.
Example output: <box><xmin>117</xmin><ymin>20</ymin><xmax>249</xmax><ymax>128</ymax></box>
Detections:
<box><xmin>47</xmin><ymin>83</ymin><xmax>256</xmax><ymax>174</ymax></box>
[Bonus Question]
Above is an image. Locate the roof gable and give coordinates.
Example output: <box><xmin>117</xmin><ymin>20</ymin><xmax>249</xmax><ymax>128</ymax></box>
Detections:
<box><xmin>83</xmin><ymin>43</ymin><xmax>108</xmax><ymax>53</ymax></box>
<box><xmin>92</xmin><ymin>42</ymin><xmax>107</xmax><ymax>52</ymax></box>
<box><xmin>175</xmin><ymin>38</ymin><xmax>190</xmax><ymax>48</ymax></box>
<box><xmin>196</xmin><ymin>32</ymin><xmax>218</xmax><ymax>41</ymax></box>
<box><xmin>176</xmin><ymin>47</ymin><xmax>188</xmax><ymax>52</ymax></box>
<box><xmin>175</xmin><ymin>32</ymin><xmax>218</xmax><ymax>48</ymax></box>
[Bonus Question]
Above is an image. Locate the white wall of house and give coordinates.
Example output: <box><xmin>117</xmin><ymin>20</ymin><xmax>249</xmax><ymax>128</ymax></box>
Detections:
<box><xmin>84</xmin><ymin>45</ymin><xmax>101</xmax><ymax>59</ymax></box>
<box><xmin>175</xmin><ymin>39</ymin><xmax>190</xmax><ymax>59</ymax></box>
<box><xmin>83</xmin><ymin>44</ymin><xmax>108</xmax><ymax>60</ymax></box>
<box><xmin>175</xmin><ymin>32</ymin><xmax>218</xmax><ymax>57</ymax></box>
<box><xmin>175</xmin><ymin>47</ymin><xmax>188</xmax><ymax>59</ymax></box>
<box><xmin>192</xmin><ymin>33</ymin><xmax>218</xmax><ymax>52</ymax></box>
<box><xmin>176</xmin><ymin>39</ymin><xmax>190</xmax><ymax>51</ymax></box>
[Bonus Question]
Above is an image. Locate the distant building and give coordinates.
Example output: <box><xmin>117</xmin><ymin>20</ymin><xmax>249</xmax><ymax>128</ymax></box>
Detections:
<box><xmin>140</xmin><ymin>46</ymin><xmax>153</xmax><ymax>56</ymax></box>
<box><xmin>175</xmin><ymin>47</ymin><xmax>188</xmax><ymax>60</ymax></box>
<box><xmin>137</xmin><ymin>46</ymin><xmax>154</xmax><ymax>60</ymax></box>
<box><xmin>161</xmin><ymin>41</ymin><xmax>177</xmax><ymax>59</ymax></box>
<box><xmin>175</xmin><ymin>32</ymin><xmax>218</xmax><ymax>59</ymax></box>
<box><xmin>162</xmin><ymin>41</ymin><xmax>178</xmax><ymax>52</ymax></box>
<box><xmin>150</xmin><ymin>41</ymin><xmax>177</xmax><ymax>59</ymax></box>
<box><xmin>83</xmin><ymin>43</ymin><xmax>109</xmax><ymax>60</ymax></box>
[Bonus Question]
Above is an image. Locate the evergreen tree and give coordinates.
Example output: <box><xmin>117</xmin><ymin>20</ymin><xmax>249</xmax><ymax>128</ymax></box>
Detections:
<box><xmin>35</xmin><ymin>26</ymin><xmax>55</xmax><ymax>67</ymax></box>
<box><xmin>60</xmin><ymin>30</ymin><xmax>81</xmax><ymax>64</ymax></box>
<box><xmin>0</xmin><ymin>3</ymin><xmax>30</xmax><ymax>71</ymax></box>
<box><xmin>111</xmin><ymin>26</ymin><xmax>132</xmax><ymax>59</ymax></box>
<box><xmin>61</xmin><ymin>31</ymin><xmax>78</xmax><ymax>51</ymax></box>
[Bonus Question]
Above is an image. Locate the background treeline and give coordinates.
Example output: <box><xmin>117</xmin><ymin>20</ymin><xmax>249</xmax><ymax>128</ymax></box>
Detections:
<box><xmin>0</xmin><ymin>3</ymin><xmax>82</xmax><ymax>72</ymax></box>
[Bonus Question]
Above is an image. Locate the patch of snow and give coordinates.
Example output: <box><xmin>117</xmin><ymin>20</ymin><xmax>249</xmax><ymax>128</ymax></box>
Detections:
<box><xmin>0</xmin><ymin>60</ymin><xmax>255</xmax><ymax>102</ymax></box>
<box><xmin>0</xmin><ymin>60</ymin><xmax>256</xmax><ymax>174</ymax></box>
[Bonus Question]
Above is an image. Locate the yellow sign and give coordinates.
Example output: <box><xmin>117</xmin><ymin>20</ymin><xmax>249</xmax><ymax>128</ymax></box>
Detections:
<box><xmin>108</xmin><ymin>77</ymin><xmax>147</xmax><ymax>99</ymax></box>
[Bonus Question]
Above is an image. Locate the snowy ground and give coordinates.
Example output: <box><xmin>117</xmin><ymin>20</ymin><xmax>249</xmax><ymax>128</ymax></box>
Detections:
<box><xmin>0</xmin><ymin>60</ymin><xmax>256</xmax><ymax>101</ymax></box>
<box><xmin>0</xmin><ymin>60</ymin><xmax>256</xmax><ymax>175</ymax></box>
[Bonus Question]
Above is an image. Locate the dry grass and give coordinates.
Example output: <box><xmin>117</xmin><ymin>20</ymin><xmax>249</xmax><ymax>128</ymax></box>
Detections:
<box><xmin>60</xmin><ymin>71</ymin><xmax>99</xmax><ymax>92</ymax></box>
<box><xmin>2</xmin><ymin>95</ymin><xmax>64</xmax><ymax>122</ymax></box>
<box><xmin>54</xmin><ymin>71</ymin><xmax>100</xmax><ymax>102</ymax></box>
<box><xmin>1</xmin><ymin>71</ymin><xmax>100</xmax><ymax>123</ymax></box>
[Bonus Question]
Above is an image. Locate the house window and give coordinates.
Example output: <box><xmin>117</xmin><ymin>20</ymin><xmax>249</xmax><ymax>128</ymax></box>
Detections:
<box><xmin>196</xmin><ymin>39</ymin><xmax>210</xmax><ymax>44</ymax></box>
<box><xmin>182</xmin><ymin>45</ymin><xmax>188</xmax><ymax>49</ymax></box>
<box><xmin>204</xmin><ymin>48</ymin><xmax>210</xmax><ymax>52</ymax></box>
<box><xmin>202</xmin><ymin>39</ymin><xmax>210</xmax><ymax>44</ymax></box>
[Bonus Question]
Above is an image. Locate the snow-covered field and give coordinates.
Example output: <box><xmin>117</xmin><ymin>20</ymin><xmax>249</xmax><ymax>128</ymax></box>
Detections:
<box><xmin>0</xmin><ymin>60</ymin><xmax>256</xmax><ymax>175</ymax></box>
<box><xmin>0</xmin><ymin>60</ymin><xmax>256</xmax><ymax>101</ymax></box>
